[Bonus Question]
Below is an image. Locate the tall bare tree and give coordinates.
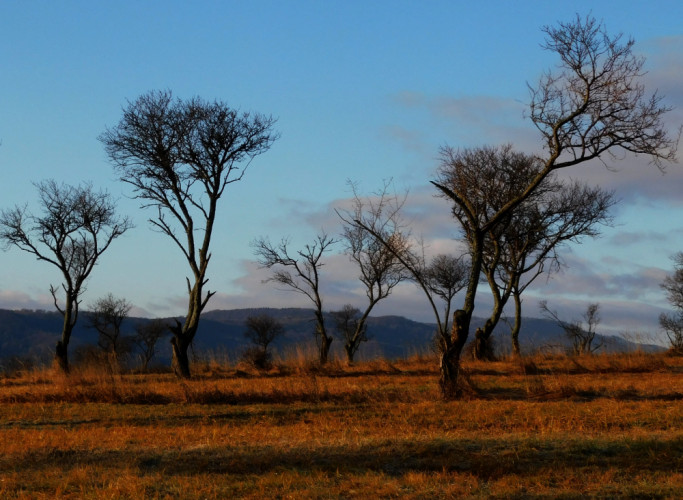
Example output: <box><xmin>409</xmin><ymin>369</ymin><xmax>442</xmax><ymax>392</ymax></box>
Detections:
<box><xmin>100</xmin><ymin>90</ymin><xmax>278</xmax><ymax>378</ymax></box>
<box><xmin>337</xmin><ymin>182</ymin><xmax>408</xmax><ymax>363</ymax></box>
<box><xmin>87</xmin><ymin>293</ymin><xmax>133</xmax><ymax>366</ymax></box>
<box><xmin>478</xmin><ymin>177</ymin><xmax>616</xmax><ymax>358</ymax></box>
<box><xmin>660</xmin><ymin>252</ymin><xmax>683</xmax><ymax>353</ymax></box>
<box><xmin>0</xmin><ymin>180</ymin><xmax>132</xmax><ymax>373</ymax></box>
<box><xmin>253</xmin><ymin>233</ymin><xmax>338</xmax><ymax>364</ymax></box>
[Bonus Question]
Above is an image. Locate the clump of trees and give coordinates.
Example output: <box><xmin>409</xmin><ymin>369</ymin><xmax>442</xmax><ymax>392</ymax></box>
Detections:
<box><xmin>660</xmin><ymin>252</ymin><xmax>683</xmax><ymax>354</ymax></box>
<box><xmin>0</xmin><ymin>181</ymin><xmax>132</xmax><ymax>373</ymax></box>
<box><xmin>100</xmin><ymin>90</ymin><xmax>278</xmax><ymax>378</ymax></box>
<box><xmin>350</xmin><ymin>14</ymin><xmax>678</xmax><ymax>398</ymax></box>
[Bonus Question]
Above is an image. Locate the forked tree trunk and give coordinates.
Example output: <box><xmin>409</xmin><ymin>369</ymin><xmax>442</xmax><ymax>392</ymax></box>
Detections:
<box><xmin>344</xmin><ymin>343</ymin><xmax>355</xmax><ymax>365</ymax></box>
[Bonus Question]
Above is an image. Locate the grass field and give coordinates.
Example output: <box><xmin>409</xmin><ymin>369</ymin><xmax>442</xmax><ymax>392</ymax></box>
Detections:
<box><xmin>0</xmin><ymin>352</ymin><xmax>681</xmax><ymax>498</ymax></box>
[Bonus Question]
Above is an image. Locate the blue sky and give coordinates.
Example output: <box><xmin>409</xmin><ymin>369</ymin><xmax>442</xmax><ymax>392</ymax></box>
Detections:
<box><xmin>1</xmin><ymin>1</ymin><xmax>682</xmax><ymax>342</ymax></box>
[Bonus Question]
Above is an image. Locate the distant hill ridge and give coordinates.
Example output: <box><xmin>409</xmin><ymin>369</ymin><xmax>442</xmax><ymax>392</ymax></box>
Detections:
<box><xmin>0</xmin><ymin>307</ymin><xmax>664</xmax><ymax>366</ymax></box>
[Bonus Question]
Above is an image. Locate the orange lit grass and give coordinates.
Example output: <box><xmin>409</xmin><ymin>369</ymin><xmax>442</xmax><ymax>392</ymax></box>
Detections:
<box><xmin>0</xmin><ymin>352</ymin><xmax>681</xmax><ymax>498</ymax></box>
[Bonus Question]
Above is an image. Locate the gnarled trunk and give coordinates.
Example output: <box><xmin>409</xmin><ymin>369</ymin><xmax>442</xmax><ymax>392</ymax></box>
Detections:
<box><xmin>439</xmin><ymin>309</ymin><xmax>468</xmax><ymax>399</ymax></box>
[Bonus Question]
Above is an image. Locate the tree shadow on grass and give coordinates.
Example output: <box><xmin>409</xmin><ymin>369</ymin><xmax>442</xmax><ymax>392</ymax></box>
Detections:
<box><xmin>3</xmin><ymin>436</ymin><xmax>680</xmax><ymax>480</ymax></box>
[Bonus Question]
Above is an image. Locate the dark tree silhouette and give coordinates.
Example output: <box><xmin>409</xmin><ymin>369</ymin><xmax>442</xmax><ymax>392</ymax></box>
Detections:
<box><xmin>133</xmin><ymin>319</ymin><xmax>169</xmax><ymax>372</ymax></box>
<box><xmin>100</xmin><ymin>90</ymin><xmax>278</xmax><ymax>378</ymax></box>
<box><xmin>330</xmin><ymin>305</ymin><xmax>367</xmax><ymax>363</ymax></box>
<box><xmin>87</xmin><ymin>293</ymin><xmax>133</xmax><ymax>366</ymax></box>
<box><xmin>243</xmin><ymin>314</ymin><xmax>285</xmax><ymax>369</ymax></box>
<box><xmin>0</xmin><ymin>180</ymin><xmax>132</xmax><ymax>373</ymax></box>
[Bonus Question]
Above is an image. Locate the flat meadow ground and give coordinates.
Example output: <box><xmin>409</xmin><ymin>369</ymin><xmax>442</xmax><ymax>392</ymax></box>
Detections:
<box><xmin>0</xmin><ymin>352</ymin><xmax>681</xmax><ymax>499</ymax></box>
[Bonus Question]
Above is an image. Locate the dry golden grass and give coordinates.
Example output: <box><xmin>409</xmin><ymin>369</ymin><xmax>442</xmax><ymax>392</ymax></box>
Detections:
<box><xmin>0</xmin><ymin>351</ymin><xmax>681</xmax><ymax>498</ymax></box>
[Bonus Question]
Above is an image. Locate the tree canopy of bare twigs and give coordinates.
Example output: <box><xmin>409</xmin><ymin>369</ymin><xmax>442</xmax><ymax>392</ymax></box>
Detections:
<box><xmin>253</xmin><ymin>233</ymin><xmax>337</xmax><ymax>364</ymax></box>
<box><xmin>529</xmin><ymin>14</ymin><xmax>678</xmax><ymax>171</ymax></box>
<box><xmin>336</xmin><ymin>181</ymin><xmax>409</xmax><ymax>362</ymax></box>
<box><xmin>479</xmin><ymin>176</ymin><xmax>616</xmax><ymax>357</ymax></box>
<box><xmin>0</xmin><ymin>180</ymin><xmax>132</xmax><ymax>373</ymax></box>
<box><xmin>660</xmin><ymin>252</ymin><xmax>683</xmax><ymax>353</ymax></box>
<box><xmin>100</xmin><ymin>90</ymin><xmax>278</xmax><ymax>378</ymax></box>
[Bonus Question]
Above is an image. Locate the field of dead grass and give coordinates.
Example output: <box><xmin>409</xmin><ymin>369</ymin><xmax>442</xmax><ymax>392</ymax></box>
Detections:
<box><xmin>0</xmin><ymin>352</ymin><xmax>681</xmax><ymax>498</ymax></box>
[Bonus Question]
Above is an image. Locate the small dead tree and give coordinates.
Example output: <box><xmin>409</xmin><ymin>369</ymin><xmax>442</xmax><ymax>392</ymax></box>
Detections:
<box><xmin>659</xmin><ymin>252</ymin><xmax>683</xmax><ymax>353</ymax></box>
<box><xmin>253</xmin><ymin>233</ymin><xmax>338</xmax><ymax>364</ymax></box>
<box><xmin>0</xmin><ymin>180</ymin><xmax>132</xmax><ymax>373</ymax></box>
<box><xmin>100</xmin><ymin>90</ymin><xmax>278</xmax><ymax>378</ymax></box>
<box><xmin>87</xmin><ymin>293</ymin><xmax>133</xmax><ymax>366</ymax></box>
<box><xmin>243</xmin><ymin>314</ymin><xmax>285</xmax><ymax>369</ymax></box>
<box><xmin>133</xmin><ymin>319</ymin><xmax>169</xmax><ymax>371</ymax></box>
<box><xmin>540</xmin><ymin>301</ymin><xmax>603</xmax><ymax>355</ymax></box>
<box><xmin>330</xmin><ymin>305</ymin><xmax>367</xmax><ymax>363</ymax></box>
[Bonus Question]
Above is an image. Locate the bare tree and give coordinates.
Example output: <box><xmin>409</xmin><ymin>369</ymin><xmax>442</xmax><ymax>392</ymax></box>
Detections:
<box><xmin>337</xmin><ymin>182</ymin><xmax>408</xmax><ymax>363</ymax></box>
<box><xmin>243</xmin><ymin>314</ymin><xmax>285</xmax><ymax>369</ymax></box>
<box><xmin>133</xmin><ymin>319</ymin><xmax>169</xmax><ymax>372</ymax></box>
<box><xmin>432</xmin><ymin>145</ymin><xmax>546</xmax><ymax>389</ymax></box>
<box><xmin>427</xmin><ymin>15</ymin><xmax>677</xmax><ymax>397</ymax></box>
<box><xmin>660</xmin><ymin>252</ymin><xmax>683</xmax><ymax>353</ymax></box>
<box><xmin>330</xmin><ymin>305</ymin><xmax>367</xmax><ymax>363</ymax></box>
<box><xmin>479</xmin><ymin>177</ymin><xmax>616</xmax><ymax>358</ymax></box>
<box><xmin>100</xmin><ymin>90</ymin><xmax>278</xmax><ymax>378</ymax></box>
<box><xmin>540</xmin><ymin>301</ymin><xmax>603</xmax><ymax>355</ymax></box>
<box><xmin>253</xmin><ymin>233</ymin><xmax>338</xmax><ymax>364</ymax></box>
<box><xmin>87</xmin><ymin>293</ymin><xmax>133</xmax><ymax>366</ymax></box>
<box><xmin>0</xmin><ymin>180</ymin><xmax>132</xmax><ymax>373</ymax></box>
